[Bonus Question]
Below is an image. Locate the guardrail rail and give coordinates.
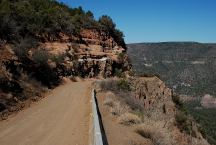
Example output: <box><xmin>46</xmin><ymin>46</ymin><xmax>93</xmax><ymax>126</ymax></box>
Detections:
<box><xmin>91</xmin><ymin>89</ymin><xmax>104</xmax><ymax>145</ymax></box>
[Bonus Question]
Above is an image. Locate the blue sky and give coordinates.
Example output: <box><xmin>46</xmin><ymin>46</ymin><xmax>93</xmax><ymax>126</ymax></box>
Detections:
<box><xmin>59</xmin><ymin>0</ymin><xmax>216</xmax><ymax>43</ymax></box>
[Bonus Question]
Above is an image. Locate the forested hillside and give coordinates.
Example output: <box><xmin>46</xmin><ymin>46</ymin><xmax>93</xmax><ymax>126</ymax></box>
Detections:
<box><xmin>0</xmin><ymin>0</ymin><xmax>125</xmax><ymax>47</ymax></box>
<box><xmin>128</xmin><ymin>42</ymin><xmax>216</xmax><ymax>96</ymax></box>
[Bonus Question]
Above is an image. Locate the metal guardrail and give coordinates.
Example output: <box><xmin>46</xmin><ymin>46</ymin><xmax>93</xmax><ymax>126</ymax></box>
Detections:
<box><xmin>91</xmin><ymin>89</ymin><xmax>104</xmax><ymax>145</ymax></box>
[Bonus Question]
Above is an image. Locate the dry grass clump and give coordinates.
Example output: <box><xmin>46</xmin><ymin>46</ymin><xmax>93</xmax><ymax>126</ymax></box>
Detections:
<box><xmin>103</xmin><ymin>92</ymin><xmax>115</xmax><ymax>107</ymax></box>
<box><xmin>190</xmin><ymin>138</ymin><xmax>210</xmax><ymax>145</ymax></box>
<box><xmin>104</xmin><ymin>97</ymin><xmax>114</xmax><ymax>107</ymax></box>
<box><xmin>69</xmin><ymin>76</ymin><xmax>78</xmax><ymax>82</ymax></box>
<box><xmin>99</xmin><ymin>79</ymin><xmax>118</xmax><ymax>91</ymax></box>
<box><xmin>111</xmin><ymin>102</ymin><xmax>129</xmax><ymax>116</ymax></box>
<box><xmin>128</xmin><ymin>140</ymin><xmax>146</xmax><ymax>145</ymax></box>
<box><xmin>102</xmin><ymin>91</ymin><xmax>129</xmax><ymax>116</ymax></box>
<box><xmin>118</xmin><ymin>112</ymin><xmax>141</xmax><ymax>125</ymax></box>
<box><xmin>135</xmin><ymin>124</ymin><xmax>172</xmax><ymax>145</ymax></box>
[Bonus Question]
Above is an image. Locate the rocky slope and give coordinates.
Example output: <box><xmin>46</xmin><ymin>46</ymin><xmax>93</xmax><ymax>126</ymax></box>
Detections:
<box><xmin>97</xmin><ymin>77</ymin><xmax>209</xmax><ymax>145</ymax></box>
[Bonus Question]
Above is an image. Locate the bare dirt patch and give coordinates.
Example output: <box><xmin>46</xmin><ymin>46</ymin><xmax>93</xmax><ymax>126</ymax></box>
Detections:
<box><xmin>201</xmin><ymin>94</ymin><xmax>216</xmax><ymax>108</ymax></box>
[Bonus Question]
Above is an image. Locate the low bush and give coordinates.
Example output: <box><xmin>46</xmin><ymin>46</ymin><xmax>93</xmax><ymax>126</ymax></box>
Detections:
<box><xmin>99</xmin><ymin>79</ymin><xmax>118</xmax><ymax>91</ymax></box>
<box><xmin>172</xmin><ymin>94</ymin><xmax>183</xmax><ymax>109</ymax></box>
<box><xmin>172</xmin><ymin>93</ymin><xmax>189</xmax><ymax>123</ymax></box>
<box><xmin>135</xmin><ymin>124</ymin><xmax>171</xmax><ymax>145</ymax></box>
<box><xmin>175</xmin><ymin>111</ymin><xmax>196</xmax><ymax>136</ymax></box>
<box><xmin>114</xmin><ymin>68</ymin><xmax>123</xmax><ymax>78</ymax></box>
<box><xmin>32</xmin><ymin>50</ymin><xmax>61</xmax><ymax>88</ymax></box>
<box><xmin>99</xmin><ymin>79</ymin><xmax>131</xmax><ymax>91</ymax></box>
<box><xmin>117</xmin><ymin>79</ymin><xmax>130</xmax><ymax>91</ymax></box>
<box><xmin>50</xmin><ymin>54</ymin><xmax>66</xmax><ymax>64</ymax></box>
<box><xmin>112</xmin><ymin>90</ymin><xmax>144</xmax><ymax>112</ymax></box>
<box><xmin>137</xmin><ymin>73</ymin><xmax>161</xmax><ymax>79</ymax></box>
<box><xmin>136</xmin><ymin>126</ymin><xmax>153</xmax><ymax>139</ymax></box>
<box><xmin>117</xmin><ymin>52</ymin><xmax>125</xmax><ymax>63</ymax></box>
<box><xmin>110</xmin><ymin>102</ymin><xmax>129</xmax><ymax>116</ymax></box>
<box><xmin>104</xmin><ymin>96</ymin><xmax>114</xmax><ymax>107</ymax></box>
<box><xmin>12</xmin><ymin>37</ymin><xmax>38</xmax><ymax>61</ymax></box>
<box><xmin>118</xmin><ymin>112</ymin><xmax>141</xmax><ymax>125</ymax></box>
<box><xmin>32</xmin><ymin>49</ymin><xmax>49</xmax><ymax>65</ymax></box>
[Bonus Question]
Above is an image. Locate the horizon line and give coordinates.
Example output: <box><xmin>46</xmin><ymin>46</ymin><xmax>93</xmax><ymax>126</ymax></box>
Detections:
<box><xmin>126</xmin><ymin>41</ymin><xmax>216</xmax><ymax>45</ymax></box>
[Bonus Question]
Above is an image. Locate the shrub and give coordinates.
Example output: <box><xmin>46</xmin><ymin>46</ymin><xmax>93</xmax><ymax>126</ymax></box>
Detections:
<box><xmin>71</xmin><ymin>43</ymin><xmax>80</xmax><ymax>53</ymax></box>
<box><xmin>98</xmin><ymin>15</ymin><xmax>126</xmax><ymax>48</ymax></box>
<box><xmin>118</xmin><ymin>52</ymin><xmax>125</xmax><ymax>62</ymax></box>
<box><xmin>136</xmin><ymin>126</ymin><xmax>153</xmax><ymax>139</ymax></box>
<box><xmin>0</xmin><ymin>16</ymin><xmax>16</xmax><ymax>40</ymax></box>
<box><xmin>135</xmin><ymin>124</ymin><xmax>171</xmax><ymax>145</ymax></box>
<box><xmin>110</xmin><ymin>102</ymin><xmax>129</xmax><ymax>116</ymax></box>
<box><xmin>50</xmin><ymin>54</ymin><xmax>65</xmax><ymax>64</ymax></box>
<box><xmin>117</xmin><ymin>79</ymin><xmax>130</xmax><ymax>91</ymax></box>
<box><xmin>172</xmin><ymin>94</ymin><xmax>183</xmax><ymax>108</ymax></box>
<box><xmin>104</xmin><ymin>97</ymin><xmax>114</xmax><ymax>107</ymax></box>
<box><xmin>12</xmin><ymin>37</ymin><xmax>38</xmax><ymax>61</ymax></box>
<box><xmin>117</xmin><ymin>91</ymin><xmax>144</xmax><ymax>111</ymax></box>
<box><xmin>32</xmin><ymin>50</ymin><xmax>60</xmax><ymax>88</ymax></box>
<box><xmin>172</xmin><ymin>94</ymin><xmax>189</xmax><ymax>114</ymax></box>
<box><xmin>98</xmin><ymin>15</ymin><xmax>115</xmax><ymax>32</ymax></box>
<box><xmin>99</xmin><ymin>79</ymin><xmax>118</xmax><ymax>91</ymax></box>
<box><xmin>32</xmin><ymin>49</ymin><xmax>49</xmax><ymax>65</ymax></box>
<box><xmin>112</xmin><ymin>29</ymin><xmax>126</xmax><ymax>49</ymax></box>
<box><xmin>118</xmin><ymin>112</ymin><xmax>141</xmax><ymax>125</ymax></box>
<box><xmin>138</xmin><ymin>73</ymin><xmax>161</xmax><ymax>79</ymax></box>
<box><xmin>175</xmin><ymin>111</ymin><xmax>194</xmax><ymax>136</ymax></box>
<box><xmin>114</xmin><ymin>68</ymin><xmax>124</xmax><ymax>78</ymax></box>
<box><xmin>33</xmin><ymin>64</ymin><xmax>60</xmax><ymax>88</ymax></box>
<box><xmin>175</xmin><ymin>111</ymin><xmax>187</xmax><ymax>125</ymax></box>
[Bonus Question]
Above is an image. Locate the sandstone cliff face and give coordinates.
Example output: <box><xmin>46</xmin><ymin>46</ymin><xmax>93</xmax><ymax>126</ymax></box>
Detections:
<box><xmin>80</xmin><ymin>29</ymin><xmax>118</xmax><ymax>48</ymax></box>
<box><xmin>40</xmin><ymin>29</ymin><xmax>131</xmax><ymax>78</ymax></box>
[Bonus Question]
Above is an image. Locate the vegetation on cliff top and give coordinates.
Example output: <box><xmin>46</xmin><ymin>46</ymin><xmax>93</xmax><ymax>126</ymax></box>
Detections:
<box><xmin>0</xmin><ymin>0</ymin><xmax>126</xmax><ymax>48</ymax></box>
<box><xmin>0</xmin><ymin>0</ymin><xmax>127</xmax><ymax>88</ymax></box>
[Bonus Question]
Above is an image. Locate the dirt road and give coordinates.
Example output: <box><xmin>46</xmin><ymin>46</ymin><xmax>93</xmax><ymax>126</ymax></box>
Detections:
<box><xmin>0</xmin><ymin>81</ymin><xmax>92</xmax><ymax>145</ymax></box>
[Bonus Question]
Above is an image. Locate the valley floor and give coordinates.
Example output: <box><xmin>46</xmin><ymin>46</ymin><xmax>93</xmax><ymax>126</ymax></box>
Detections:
<box><xmin>0</xmin><ymin>81</ymin><xmax>92</xmax><ymax>145</ymax></box>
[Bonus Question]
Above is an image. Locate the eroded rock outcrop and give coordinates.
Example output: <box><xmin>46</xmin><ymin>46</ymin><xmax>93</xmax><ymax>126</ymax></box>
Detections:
<box><xmin>80</xmin><ymin>29</ymin><xmax>117</xmax><ymax>48</ymax></box>
<box><xmin>130</xmin><ymin>77</ymin><xmax>176</xmax><ymax>117</ymax></box>
<box><xmin>98</xmin><ymin>77</ymin><xmax>209</xmax><ymax>145</ymax></box>
<box><xmin>40</xmin><ymin>29</ymin><xmax>131</xmax><ymax>78</ymax></box>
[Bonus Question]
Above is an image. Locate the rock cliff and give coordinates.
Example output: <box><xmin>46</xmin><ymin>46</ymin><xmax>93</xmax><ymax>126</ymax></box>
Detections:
<box><xmin>0</xmin><ymin>28</ymin><xmax>131</xmax><ymax>119</ymax></box>
<box><xmin>40</xmin><ymin>28</ymin><xmax>131</xmax><ymax>78</ymax></box>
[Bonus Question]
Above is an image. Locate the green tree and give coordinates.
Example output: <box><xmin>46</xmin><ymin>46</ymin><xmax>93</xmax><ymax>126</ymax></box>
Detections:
<box><xmin>99</xmin><ymin>15</ymin><xmax>116</xmax><ymax>32</ymax></box>
<box><xmin>113</xmin><ymin>29</ymin><xmax>126</xmax><ymax>48</ymax></box>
